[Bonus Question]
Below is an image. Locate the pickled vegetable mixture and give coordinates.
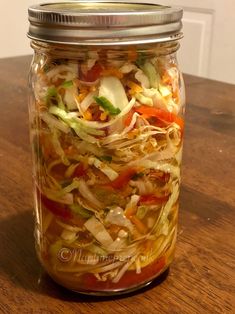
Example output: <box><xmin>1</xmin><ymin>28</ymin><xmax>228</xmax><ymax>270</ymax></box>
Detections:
<box><xmin>31</xmin><ymin>49</ymin><xmax>184</xmax><ymax>291</ymax></box>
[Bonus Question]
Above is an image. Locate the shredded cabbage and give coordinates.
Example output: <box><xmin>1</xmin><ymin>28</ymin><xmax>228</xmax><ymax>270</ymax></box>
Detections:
<box><xmin>65</xmin><ymin>163</ymin><xmax>79</xmax><ymax>178</ymax></box>
<box><xmin>142</xmin><ymin>62</ymin><xmax>160</xmax><ymax>89</ymax></box>
<box><xmin>63</xmin><ymin>85</ymin><xmax>79</xmax><ymax>111</ymax></box>
<box><xmin>80</xmin><ymin>91</ymin><xmax>97</xmax><ymax>113</ymax></box>
<box><xmin>77</xmin><ymin>97</ymin><xmax>136</xmax><ymax>130</ymax></box>
<box><xmin>125</xmin><ymin>195</ymin><xmax>140</xmax><ymax>213</ymax></box>
<box><xmin>40</xmin><ymin>112</ymin><xmax>70</xmax><ymax>134</ymax></box>
<box><xmin>137</xmin><ymin>160</ymin><xmax>180</xmax><ymax>179</ymax></box>
<box><xmin>43</xmin><ymin>188</ymin><xmax>73</xmax><ymax>205</ymax></box>
<box><xmin>61</xmin><ymin>229</ymin><xmax>78</xmax><ymax>242</ymax></box>
<box><xmin>135</xmin><ymin>69</ymin><xmax>150</xmax><ymax>88</ymax></box>
<box><xmin>120</xmin><ymin>63</ymin><xmax>137</xmax><ymax>74</ymax></box>
<box><xmin>99</xmin><ymin>76</ymin><xmax>128</xmax><ymax>111</ymax></box>
<box><xmin>106</xmin><ymin>207</ymin><xmax>134</xmax><ymax>231</ymax></box>
<box><xmin>43</xmin><ymin>179</ymin><xmax>81</xmax><ymax>204</ymax></box>
<box><xmin>112</xmin><ymin>257</ymin><xmax>136</xmax><ymax>283</ymax></box>
<box><xmin>88</xmin><ymin>157</ymin><xmax>119</xmax><ymax>181</ymax></box>
<box><xmin>159</xmin><ymin>84</ymin><xmax>172</xmax><ymax>97</ymax></box>
<box><xmin>46</xmin><ymin>63</ymin><xmax>78</xmax><ymax>82</ymax></box>
<box><xmin>153</xmin><ymin>181</ymin><xmax>179</xmax><ymax>235</ymax></box>
<box><xmin>135</xmin><ymin>93</ymin><xmax>153</xmax><ymax>106</ymax></box>
<box><xmin>49</xmin><ymin>106</ymin><xmax>104</xmax><ymax>143</ymax></box>
<box><xmin>78</xmin><ymin>179</ymin><xmax>103</xmax><ymax>209</ymax></box>
<box><xmin>51</xmin><ymin>129</ymin><xmax>70</xmax><ymax>165</ymax></box>
<box><xmin>84</xmin><ymin>216</ymin><xmax>114</xmax><ymax>247</ymax></box>
<box><xmin>87</xmin><ymin>244</ymin><xmax>108</xmax><ymax>256</ymax></box>
<box><xmin>107</xmin><ymin>237</ymin><xmax>128</xmax><ymax>252</ymax></box>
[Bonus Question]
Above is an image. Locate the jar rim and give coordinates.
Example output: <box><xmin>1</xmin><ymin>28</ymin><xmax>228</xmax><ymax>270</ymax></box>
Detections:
<box><xmin>28</xmin><ymin>1</ymin><xmax>183</xmax><ymax>45</ymax></box>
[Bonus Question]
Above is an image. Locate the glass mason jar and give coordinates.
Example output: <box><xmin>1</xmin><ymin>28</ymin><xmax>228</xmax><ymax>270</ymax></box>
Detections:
<box><xmin>28</xmin><ymin>1</ymin><xmax>185</xmax><ymax>295</ymax></box>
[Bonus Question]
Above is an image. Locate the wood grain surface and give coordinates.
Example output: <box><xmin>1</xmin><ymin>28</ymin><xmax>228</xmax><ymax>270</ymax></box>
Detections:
<box><xmin>0</xmin><ymin>56</ymin><xmax>234</xmax><ymax>314</ymax></box>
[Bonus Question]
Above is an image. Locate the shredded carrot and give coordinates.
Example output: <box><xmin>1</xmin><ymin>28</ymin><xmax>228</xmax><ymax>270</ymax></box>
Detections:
<box><xmin>125</xmin><ymin>206</ymin><xmax>137</xmax><ymax>219</ymax></box>
<box><xmin>127</xmin><ymin>81</ymin><xmax>143</xmax><ymax>95</ymax></box>
<box><xmin>124</xmin><ymin>108</ymin><xmax>135</xmax><ymax>127</ymax></box>
<box><xmin>83</xmin><ymin>109</ymin><xmax>92</xmax><ymax>120</ymax></box>
<box><xmin>75</xmin><ymin>82</ymin><xmax>89</xmax><ymax>101</ymax></box>
<box><xmin>102</xmin><ymin>67</ymin><xmax>123</xmax><ymax>79</ymax></box>
<box><xmin>99</xmin><ymin>112</ymin><xmax>107</xmax><ymax>121</ymax></box>
<box><xmin>162</xmin><ymin>71</ymin><xmax>172</xmax><ymax>85</ymax></box>
<box><xmin>76</xmin><ymin>92</ymin><xmax>88</xmax><ymax>102</ymax></box>
<box><xmin>130</xmin><ymin>215</ymin><xmax>148</xmax><ymax>234</ymax></box>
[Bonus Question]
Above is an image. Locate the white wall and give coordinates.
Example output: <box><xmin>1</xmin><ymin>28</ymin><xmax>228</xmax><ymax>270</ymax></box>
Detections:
<box><xmin>1</xmin><ymin>0</ymin><xmax>32</xmax><ymax>58</ymax></box>
<box><xmin>0</xmin><ymin>0</ymin><xmax>64</xmax><ymax>58</ymax></box>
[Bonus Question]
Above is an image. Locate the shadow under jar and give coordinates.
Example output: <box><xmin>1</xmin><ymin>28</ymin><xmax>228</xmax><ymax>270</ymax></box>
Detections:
<box><xmin>27</xmin><ymin>1</ymin><xmax>185</xmax><ymax>295</ymax></box>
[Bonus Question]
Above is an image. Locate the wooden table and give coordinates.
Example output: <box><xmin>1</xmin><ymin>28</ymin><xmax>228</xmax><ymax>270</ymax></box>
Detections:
<box><xmin>0</xmin><ymin>56</ymin><xmax>234</xmax><ymax>314</ymax></box>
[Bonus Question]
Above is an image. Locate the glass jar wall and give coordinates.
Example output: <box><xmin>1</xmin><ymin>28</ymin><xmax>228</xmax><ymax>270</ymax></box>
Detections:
<box><xmin>28</xmin><ymin>40</ymin><xmax>185</xmax><ymax>294</ymax></box>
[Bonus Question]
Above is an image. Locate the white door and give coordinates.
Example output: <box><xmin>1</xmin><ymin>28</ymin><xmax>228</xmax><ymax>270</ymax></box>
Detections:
<box><xmin>137</xmin><ymin>0</ymin><xmax>235</xmax><ymax>84</ymax></box>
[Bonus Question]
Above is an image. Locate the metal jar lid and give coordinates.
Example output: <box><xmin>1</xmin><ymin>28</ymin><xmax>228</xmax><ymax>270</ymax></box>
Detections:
<box><xmin>28</xmin><ymin>1</ymin><xmax>183</xmax><ymax>45</ymax></box>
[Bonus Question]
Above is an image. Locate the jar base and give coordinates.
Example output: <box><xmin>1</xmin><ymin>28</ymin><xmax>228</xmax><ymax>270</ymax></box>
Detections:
<box><xmin>45</xmin><ymin>265</ymin><xmax>170</xmax><ymax>297</ymax></box>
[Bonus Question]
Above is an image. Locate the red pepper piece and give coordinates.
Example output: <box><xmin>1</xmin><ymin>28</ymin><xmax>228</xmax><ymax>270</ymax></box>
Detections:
<box><xmin>40</xmin><ymin>194</ymin><xmax>73</xmax><ymax>220</ymax></box>
<box><xmin>83</xmin><ymin>63</ymin><xmax>103</xmax><ymax>82</ymax></box>
<box><xmin>139</xmin><ymin>194</ymin><xmax>169</xmax><ymax>205</ymax></box>
<box><xmin>73</xmin><ymin>163</ymin><xmax>86</xmax><ymax>178</ymax></box>
<box><xmin>110</xmin><ymin>168</ymin><xmax>137</xmax><ymax>189</ymax></box>
<box><xmin>135</xmin><ymin>105</ymin><xmax>184</xmax><ymax>131</ymax></box>
<box><xmin>124</xmin><ymin>108</ymin><xmax>135</xmax><ymax>127</ymax></box>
